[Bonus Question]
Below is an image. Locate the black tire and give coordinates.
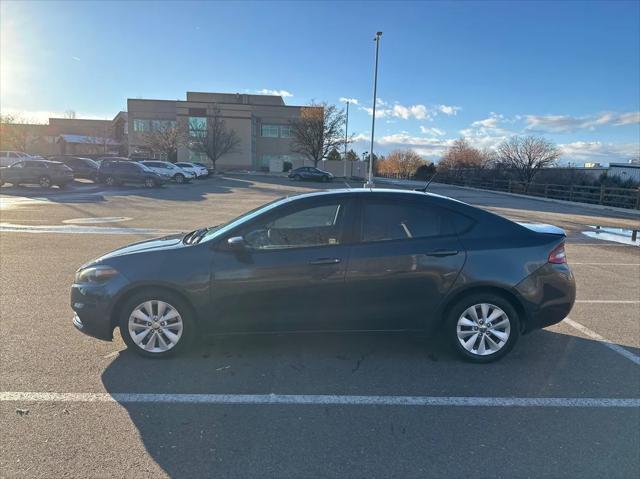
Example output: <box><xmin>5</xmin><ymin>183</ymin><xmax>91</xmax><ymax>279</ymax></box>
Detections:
<box><xmin>292</xmin><ymin>174</ymin><xmax>301</xmax><ymax>181</ymax></box>
<box><xmin>445</xmin><ymin>293</ymin><xmax>520</xmax><ymax>363</ymax></box>
<box><xmin>39</xmin><ymin>176</ymin><xmax>52</xmax><ymax>188</ymax></box>
<box><xmin>104</xmin><ymin>176</ymin><xmax>117</xmax><ymax>187</ymax></box>
<box><xmin>57</xmin><ymin>182</ymin><xmax>68</xmax><ymax>189</ymax></box>
<box><xmin>119</xmin><ymin>290</ymin><xmax>195</xmax><ymax>359</ymax></box>
<box><xmin>174</xmin><ymin>173</ymin><xmax>185</xmax><ymax>184</ymax></box>
<box><xmin>144</xmin><ymin>177</ymin><xmax>157</xmax><ymax>188</ymax></box>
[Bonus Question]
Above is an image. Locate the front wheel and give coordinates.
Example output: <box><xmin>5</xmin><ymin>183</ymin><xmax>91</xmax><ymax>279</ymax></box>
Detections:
<box><xmin>104</xmin><ymin>176</ymin><xmax>117</xmax><ymax>187</ymax></box>
<box><xmin>174</xmin><ymin>173</ymin><xmax>185</xmax><ymax>184</ymax></box>
<box><xmin>446</xmin><ymin>293</ymin><xmax>520</xmax><ymax>363</ymax></box>
<box><xmin>39</xmin><ymin>176</ymin><xmax>52</xmax><ymax>188</ymax></box>
<box><xmin>144</xmin><ymin>177</ymin><xmax>157</xmax><ymax>188</ymax></box>
<box><xmin>119</xmin><ymin>291</ymin><xmax>195</xmax><ymax>358</ymax></box>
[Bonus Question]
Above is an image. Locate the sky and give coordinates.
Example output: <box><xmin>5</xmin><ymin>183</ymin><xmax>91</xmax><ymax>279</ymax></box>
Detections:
<box><xmin>1</xmin><ymin>0</ymin><xmax>639</xmax><ymax>165</ymax></box>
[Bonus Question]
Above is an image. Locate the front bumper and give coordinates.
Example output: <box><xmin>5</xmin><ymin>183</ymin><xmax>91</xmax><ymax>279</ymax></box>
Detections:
<box><xmin>516</xmin><ymin>263</ymin><xmax>576</xmax><ymax>333</ymax></box>
<box><xmin>70</xmin><ymin>277</ymin><xmax>128</xmax><ymax>341</ymax></box>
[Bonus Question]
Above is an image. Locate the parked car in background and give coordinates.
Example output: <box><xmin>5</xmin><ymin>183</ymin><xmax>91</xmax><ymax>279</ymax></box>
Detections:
<box><xmin>175</xmin><ymin>162</ymin><xmax>209</xmax><ymax>178</ymax></box>
<box><xmin>71</xmin><ymin>189</ymin><xmax>575</xmax><ymax>361</ymax></box>
<box><xmin>0</xmin><ymin>159</ymin><xmax>74</xmax><ymax>188</ymax></box>
<box><xmin>288</xmin><ymin>166</ymin><xmax>334</xmax><ymax>182</ymax></box>
<box><xmin>140</xmin><ymin>161</ymin><xmax>196</xmax><ymax>184</ymax></box>
<box><xmin>0</xmin><ymin>151</ymin><xmax>32</xmax><ymax>167</ymax></box>
<box><xmin>97</xmin><ymin>158</ymin><xmax>165</xmax><ymax>188</ymax></box>
<box><xmin>49</xmin><ymin>156</ymin><xmax>99</xmax><ymax>181</ymax></box>
<box><xmin>193</xmin><ymin>162</ymin><xmax>213</xmax><ymax>174</ymax></box>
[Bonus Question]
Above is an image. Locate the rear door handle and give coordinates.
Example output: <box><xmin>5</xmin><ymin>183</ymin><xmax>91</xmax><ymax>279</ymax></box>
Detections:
<box><xmin>309</xmin><ymin>258</ymin><xmax>341</xmax><ymax>265</ymax></box>
<box><xmin>425</xmin><ymin>249</ymin><xmax>459</xmax><ymax>257</ymax></box>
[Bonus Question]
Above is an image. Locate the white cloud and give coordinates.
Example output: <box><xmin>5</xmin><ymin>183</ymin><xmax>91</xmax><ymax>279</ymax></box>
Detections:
<box><xmin>559</xmin><ymin>141</ymin><xmax>640</xmax><ymax>163</ymax></box>
<box><xmin>438</xmin><ymin>104</ymin><xmax>461</xmax><ymax>116</ymax></box>
<box><xmin>339</xmin><ymin>97</ymin><xmax>359</xmax><ymax>105</ymax></box>
<box><xmin>525</xmin><ymin>111</ymin><xmax>639</xmax><ymax>133</ymax></box>
<box><xmin>361</xmin><ymin>102</ymin><xmax>433</xmax><ymax>121</ymax></box>
<box><xmin>420</xmin><ymin>126</ymin><xmax>445</xmax><ymax>136</ymax></box>
<box><xmin>376</xmin><ymin>132</ymin><xmax>455</xmax><ymax>158</ymax></box>
<box><xmin>256</xmin><ymin>89</ymin><xmax>293</xmax><ymax>97</ymax></box>
<box><xmin>458</xmin><ymin>113</ymin><xmax>514</xmax><ymax>149</ymax></box>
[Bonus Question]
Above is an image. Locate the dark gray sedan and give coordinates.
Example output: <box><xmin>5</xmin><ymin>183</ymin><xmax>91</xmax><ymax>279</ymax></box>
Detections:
<box><xmin>71</xmin><ymin>189</ymin><xmax>575</xmax><ymax>362</ymax></box>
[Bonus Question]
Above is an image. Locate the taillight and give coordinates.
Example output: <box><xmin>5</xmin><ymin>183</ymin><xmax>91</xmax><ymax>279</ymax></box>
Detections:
<box><xmin>548</xmin><ymin>243</ymin><xmax>567</xmax><ymax>264</ymax></box>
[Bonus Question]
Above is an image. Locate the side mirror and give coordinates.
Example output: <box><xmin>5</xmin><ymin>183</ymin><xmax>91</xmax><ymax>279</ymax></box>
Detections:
<box><xmin>227</xmin><ymin>236</ymin><xmax>248</xmax><ymax>252</ymax></box>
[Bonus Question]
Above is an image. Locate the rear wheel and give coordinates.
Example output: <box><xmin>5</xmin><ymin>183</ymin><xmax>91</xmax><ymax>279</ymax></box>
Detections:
<box><xmin>104</xmin><ymin>176</ymin><xmax>117</xmax><ymax>187</ymax></box>
<box><xmin>292</xmin><ymin>174</ymin><xmax>301</xmax><ymax>181</ymax></box>
<box><xmin>119</xmin><ymin>291</ymin><xmax>195</xmax><ymax>358</ymax></box>
<box><xmin>446</xmin><ymin>293</ymin><xmax>520</xmax><ymax>363</ymax></box>
<box><xmin>144</xmin><ymin>177</ymin><xmax>156</xmax><ymax>188</ymax></box>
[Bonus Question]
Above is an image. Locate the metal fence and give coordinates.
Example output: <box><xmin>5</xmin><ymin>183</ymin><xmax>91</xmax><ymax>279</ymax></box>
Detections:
<box><xmin>379</xmin><ymin>173</ymin><xmax>640</xmax><ymax>210</ymax></box>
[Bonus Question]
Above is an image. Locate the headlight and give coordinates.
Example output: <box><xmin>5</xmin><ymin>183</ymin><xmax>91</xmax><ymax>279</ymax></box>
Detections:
<box><xmin>75</xmin><ymin>265</ymin><xmax>119</xmax><ymax>284</ymax></box>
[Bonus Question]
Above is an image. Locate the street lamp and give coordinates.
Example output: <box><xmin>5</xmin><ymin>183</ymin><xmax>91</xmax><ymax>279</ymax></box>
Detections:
<box><xmin>365</xmin><ymin>31</ymin><xmax>382</xmax><ymax>188</ymax></box>
<box><xmin>343</xmin><ymin>99</ymin><xmax>350</xmax><ymax>179</ymax></box>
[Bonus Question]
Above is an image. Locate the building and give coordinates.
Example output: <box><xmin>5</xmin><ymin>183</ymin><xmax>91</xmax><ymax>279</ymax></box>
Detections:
<box><xmin>0</xmin><ymin>113</ymin><xmax>127</xmax><ymax>157</ymax></box>
<box><xmin>608</xmin><ymin>162</ymin><xmax>640</xmax><ymax>183</ymax></box>
<box><xmin>128</xmin><ymin>92</ymin><xmax>308</xmax><ymax>170</ymax></box>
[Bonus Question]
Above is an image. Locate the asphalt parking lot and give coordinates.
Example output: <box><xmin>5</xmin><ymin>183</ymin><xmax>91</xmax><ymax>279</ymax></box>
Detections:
<box><xmin>1</xmin><ymin>175</ymin><xmax>638</xmax><ymax>478</ymax></box>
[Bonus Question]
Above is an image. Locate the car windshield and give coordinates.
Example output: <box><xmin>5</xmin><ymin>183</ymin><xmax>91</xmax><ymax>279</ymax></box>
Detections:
<box><xmin>199</xmin><ymin>196</ymin><xmax>288</xmax><ymax>242</ymax></box>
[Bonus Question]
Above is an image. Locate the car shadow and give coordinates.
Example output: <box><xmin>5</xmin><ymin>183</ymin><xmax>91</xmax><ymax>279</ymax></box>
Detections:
<box><xmin>100</xmin><ymin>328</ymin><xmax>640</xmax><ymax>478</ymax></box>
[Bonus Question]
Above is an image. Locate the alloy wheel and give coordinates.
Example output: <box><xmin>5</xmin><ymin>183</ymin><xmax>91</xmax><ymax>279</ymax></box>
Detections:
<box><xmin>456</xmin><ymin>303</ymin><xmax>511</xmax><ymax>356</ymax></box>
<box><xmin>39</xmin><ymin>176</ymin><xmax>51</xmax><ymax>188</ymax></box>
<box><xmin>128</xmin><ymin>300</ymin><xmax>184</xmax><ymax>353</ymax></box>
<box><xmin>145</xmin><ymin>177</ymin><xmax>155</xmax><ymax>188</ymax></box>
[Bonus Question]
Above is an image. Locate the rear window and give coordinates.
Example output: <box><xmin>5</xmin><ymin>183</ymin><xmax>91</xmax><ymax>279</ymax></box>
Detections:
<box><xmin>361</xmin><ymin>201</ymin><xmax>448</xmax><ymax>242</ymax></box>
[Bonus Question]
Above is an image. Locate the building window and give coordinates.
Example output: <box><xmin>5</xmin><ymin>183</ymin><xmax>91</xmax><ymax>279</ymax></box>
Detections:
<box><xmin>280</xmin><ymin>126</ymin><xmax>293</xmax><ymax>138</ymax></box>
<box><xmin>189</xmin><ymin>117</ymin><xmax>207</xmax><ymax>137</ymax></box>
<box><xmin>133</xmin><ymin>119</ymin><xmax>150</xmax><ymax>132</ymax></box>
<box><xmin>261</xmin><ymin>124</ymin><xmax>279</xmax><ymax>138</ymax></box>
<box><xmin>152</xmin><ymin>120</ymin><xmax>176</xmax><ymax>131</ymax></box>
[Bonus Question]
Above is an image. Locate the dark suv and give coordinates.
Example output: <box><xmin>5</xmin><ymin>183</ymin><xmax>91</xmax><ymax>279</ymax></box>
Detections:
<box><xmin>97</xmin><ymin>158</ymin><xmax>165</xmax><ymax>187</ymax></box>
<box><xmin>49</xmin><ymin>156</ymin><xmax>99</xmax><ymax>181</ymax></box>
<box><xmin>0</xmin><ymin>159</ymin><xmax>74</xmax><ymax>188</ymax></box>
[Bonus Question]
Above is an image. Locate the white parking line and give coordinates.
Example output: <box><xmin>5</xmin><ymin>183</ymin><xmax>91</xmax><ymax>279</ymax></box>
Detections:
<box><xmin>564</xmin><ymin>317</ymin><xmax>640</xmax><ymax>366</ymax></box>
<box><xmin>575</xmin><ymin>300</ymin><xmax>640</xmax><ymax>304</ymax></box>
<box><xmin>571</xmin><ymin>263</ymin><xmax>640</xmax><ymax>266</ymax></box>
<box><xmin>0</xmin><ymin>223</ymin><xmax>178</xmax><ymax>235</ymax></box>
<box><xmin>0</xmin><ymin>391</ymin><xmax>638</xmax><ymax>408</ymax></box>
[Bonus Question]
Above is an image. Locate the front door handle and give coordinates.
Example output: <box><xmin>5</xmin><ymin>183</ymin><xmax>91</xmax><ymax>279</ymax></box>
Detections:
<box><xmin>425</xmin><ymin>249</ymin><xmax>459</xmax><ymax>257</ymax></box>
<box><xmin>309</xmin><ymin>258</ymin><xmax>341</xmax><ymax>265</ymax></box>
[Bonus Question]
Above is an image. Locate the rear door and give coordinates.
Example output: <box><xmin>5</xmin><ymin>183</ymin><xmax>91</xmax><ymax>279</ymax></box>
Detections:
<box><xmin>344</xmin><ymin>196</ymin><xmax>466</xmax><ymax>331</ymax></box>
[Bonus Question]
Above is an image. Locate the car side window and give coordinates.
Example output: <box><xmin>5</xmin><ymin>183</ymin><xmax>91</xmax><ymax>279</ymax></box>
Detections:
<box><xmin>25</xmin><ymin>161</ymin><xmax>41</xmax><ymax>168</ymax></box>
<box><xmin>241</xmin><ymin>203</ymin><xmax>345</xmax><ymax>250</ymax></box>
<box><xmin>361</xmin><ymin>201</ymin><xmax>446</xmax><ymax>242</ymax></box>
<box><xmin>11</xmin><ymin>161</ymin><xmax>24</xmax><ymax>168</ymax></box>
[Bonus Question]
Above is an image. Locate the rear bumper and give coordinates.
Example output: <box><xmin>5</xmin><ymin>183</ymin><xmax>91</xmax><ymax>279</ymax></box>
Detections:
<box><xmin>516</xmin><ymin>263</ymin><xmax>576</xmax><ymax>333</ymax></box>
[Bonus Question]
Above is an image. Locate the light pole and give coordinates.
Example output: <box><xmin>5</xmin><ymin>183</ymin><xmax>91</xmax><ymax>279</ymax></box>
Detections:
<box><xmin>343</xmin><ymin>99</ymin><xmax>350</xmax><ymax>179</ymax></box>
<box><xmin>365</xmin><ymin>31</ymin><xmax>382</xmax><ymax>188</ymax></box>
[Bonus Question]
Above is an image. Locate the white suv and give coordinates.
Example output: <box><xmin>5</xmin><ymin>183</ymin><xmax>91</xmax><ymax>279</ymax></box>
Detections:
<box><xmin>0</xmin><ymin>151</ymin><xmax>31</xmax><ymax>167</ymax></box>
<box><xmin>139</xmin><ymin>161</ymin><xmax>196</xmax><ymax>184</ymax></box>
<box><xmin>175</xmin><ymin>162</ymin><xmax>209</xmax><ymax>178</ymax></box>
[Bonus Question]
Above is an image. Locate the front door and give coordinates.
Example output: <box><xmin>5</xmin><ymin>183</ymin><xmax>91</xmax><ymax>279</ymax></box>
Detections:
<box><xmin>344</xmin><ymin>198</ymin><xmax>466</xmax><ymax>331</ymax></box>
<box><xmin>209</xmin><ymin>198</ymin><xmax>355</xmax><ymax>333</ymax></box>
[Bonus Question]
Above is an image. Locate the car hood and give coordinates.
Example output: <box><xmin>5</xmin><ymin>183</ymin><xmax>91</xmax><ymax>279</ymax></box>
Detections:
<box><xmin>90</xmin><ymin>234</ymin><xmax>185</xmax><ymax>265</ymax></box>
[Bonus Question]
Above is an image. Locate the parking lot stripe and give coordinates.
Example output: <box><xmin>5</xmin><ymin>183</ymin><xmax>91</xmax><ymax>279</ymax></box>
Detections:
<box><xmin>0</xmin><ymin>392</ymin><xmax>638</xmax><ymax>407</ymax></box>
<box><xmin>571</xmin><ymin>263</ymin><xmax>640</xmax><ymax>266</ymax></box>
<box><xmin>564</xmin><ymin>317</ymin><xmax>640</xmax><ymax>366</ymax></box>
<box><xmin>574</xmin><ymin>300</ymin><xmax>640</xmax><ymax>304</ymax></box>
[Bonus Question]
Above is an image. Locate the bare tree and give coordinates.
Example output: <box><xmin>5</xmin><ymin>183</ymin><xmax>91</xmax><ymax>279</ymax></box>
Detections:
<box><xmin>0</xmin><ymin>114</ymin><xmax>41</xmax><ymax>152</ymax></box>
<box><xmin>290</xmin><ymin>103</ymin><xmax>347</xmax><ymax>167</ymax></box>
<box><xmin>64</xmin><ymin>110</ymin><xmax>77</xmax><ymax>119</ymax></box>
<box><xmin>189</xmin><ymin>109</ymin><xmax>241</xmax><ymax>171</ymax></box>
<box><xmin>141</xmin><ymin>125</ymin><xmax>180</xmax><ymax>162</ymax></box>
<box><xmin>497</xmin><ymin>136</ymin><xmax>560</xmax><ymax>191</ymax></box>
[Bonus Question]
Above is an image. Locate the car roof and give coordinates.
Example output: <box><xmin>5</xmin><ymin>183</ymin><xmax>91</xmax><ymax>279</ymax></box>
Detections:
<box><xmin>281</xmin><ymin>188</ymin><xmax>465</xmax><ymax>204</ymax></box>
